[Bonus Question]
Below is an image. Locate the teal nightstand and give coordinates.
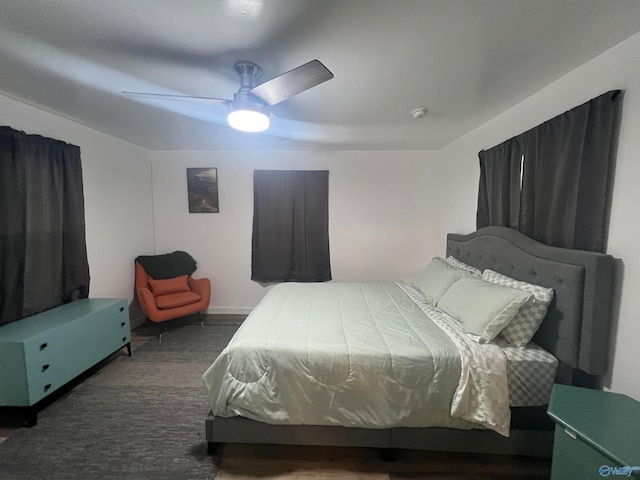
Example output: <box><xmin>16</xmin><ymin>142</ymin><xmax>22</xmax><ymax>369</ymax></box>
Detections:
<box><xmin>547</xmin><ymin>384</ymin><xmax>640</xmax><ymax>479</ymax></box>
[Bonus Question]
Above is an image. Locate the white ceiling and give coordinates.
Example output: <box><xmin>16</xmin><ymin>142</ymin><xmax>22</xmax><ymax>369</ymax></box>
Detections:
<box><xmin>1</xmin><ymin>0</ymin><xmax>640</xmax><ymax>151</ymax></box>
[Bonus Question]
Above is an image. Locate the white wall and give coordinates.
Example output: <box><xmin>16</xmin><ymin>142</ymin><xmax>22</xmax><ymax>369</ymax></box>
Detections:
<box><xmin>436</xmin><ymin>32</ymin><xmax>640</xmax><ymax>400</ymax></box>
<box><xmin>0</xmin><ymin>93</ymin><xmax>155</xmax><ymax>321</ymax></box>
<box><xmin>151</xmin><ymin>150</ymin><xmax>442</xmax><ymax>313</ymax></box>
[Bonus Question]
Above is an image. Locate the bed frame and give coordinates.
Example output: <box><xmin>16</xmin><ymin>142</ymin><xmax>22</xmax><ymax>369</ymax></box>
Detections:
<box><xmin>205</xmin><ymin>226</ymin><xmax>615</xmax><ymax>457</ymax></box>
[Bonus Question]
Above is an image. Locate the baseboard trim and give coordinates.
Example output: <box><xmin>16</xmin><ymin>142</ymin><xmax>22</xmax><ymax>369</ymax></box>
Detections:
<box><xmin>206</xmin><ymin>307</ymin><xmax>254</xmax><ymax>315</ymax></box>
<box><xmin>129</xmin><ymin>308</ymin><xmax>251</xmax><ymax>327</ymax></box>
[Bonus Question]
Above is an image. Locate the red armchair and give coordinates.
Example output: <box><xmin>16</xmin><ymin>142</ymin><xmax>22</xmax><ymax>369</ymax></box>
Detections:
<box><xmin>135</xmin><ymin>251</ymin><xmax>211</xmax><ymax>338</ymax></box>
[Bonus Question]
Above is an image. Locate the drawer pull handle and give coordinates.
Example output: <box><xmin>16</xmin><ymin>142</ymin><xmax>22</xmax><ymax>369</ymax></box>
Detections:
<box><xmin>41</xmin><ymin>364</ymin><xmax>50</xmax><ymax>372</ymax></box>
<box><xmin>122</xmin><ymin>337</ymin><xmax>127</xmax><ymax>343</ymax></box>
<box><xmin>43</xmin><ymin>384</ymin><xmax>51</xmax><ymax>392</ymax></box>
<box><xmin>40</xmin><ymin>343</ymin><xmax>48</xmax><ymax>351</ymax></box>
<box><xmin>121</xmin><ymin>322</ymin><xmax>126</xmax><ymax>327</ymax></box>
<box><xmin>120</xmin><ymin>307</ymin><xmax>124</xmax><ymax>312</ymax></box>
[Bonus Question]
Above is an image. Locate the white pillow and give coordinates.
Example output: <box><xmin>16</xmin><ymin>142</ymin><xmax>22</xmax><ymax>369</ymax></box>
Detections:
<box><xmin>482</xmin><ymin>269</ymin><xmax>554</xmax><ymax>347</ymax></box>
<box><xmin>445</xmin><ymin>256</ymin><xmax>482</xmax><ymax>277</ymax></box>
<box><xmin>414</xmin><ymin>257</ymin><xmax>468</xmax><ymax>304</ymax></box>
<box><xmin>437</xmin><ymin>276</ymin><xmax>532</xmax><ymax>343</ymax></box>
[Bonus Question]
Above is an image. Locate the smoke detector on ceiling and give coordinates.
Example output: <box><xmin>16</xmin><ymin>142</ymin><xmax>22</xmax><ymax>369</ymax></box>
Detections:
<box><xmin>411</xmin><ymin>107</ymin><xmax>429</xmax><ymax>119</ymax></box>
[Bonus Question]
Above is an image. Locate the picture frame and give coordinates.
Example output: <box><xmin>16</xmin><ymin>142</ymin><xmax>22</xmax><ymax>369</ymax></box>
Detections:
<box><xmin>187</xmin><ymin>167</ymin><xmax>219</xmax><ymax>213</ymax></box>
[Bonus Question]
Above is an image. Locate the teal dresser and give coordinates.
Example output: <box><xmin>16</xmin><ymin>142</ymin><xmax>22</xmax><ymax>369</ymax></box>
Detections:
<box><xmin>547</xmin><ymin>384</ymin><xmax>640</xmax><ymax>479</ymax></box>
<box><xmin>0</xmin><ymin>298</ymin><xmax>130</xmax><ymax>424</ymax></box>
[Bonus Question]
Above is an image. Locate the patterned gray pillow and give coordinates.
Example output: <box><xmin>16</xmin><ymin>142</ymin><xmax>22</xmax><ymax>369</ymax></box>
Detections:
<box><xmin>481</xmin><ymin>269</ymin><xmax>554</xmax><ymax>348</ymax></box>
<box><xmin>445</xmin><ymin>256</ymin><xmax>482</xmax><ymax>277</ymax></box>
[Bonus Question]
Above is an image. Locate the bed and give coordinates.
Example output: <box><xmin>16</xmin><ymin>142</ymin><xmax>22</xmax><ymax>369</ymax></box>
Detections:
<box><xmin>203</xmin><ymin>226</ymin><xmax>615</xmax><ymax>457</ymax></box>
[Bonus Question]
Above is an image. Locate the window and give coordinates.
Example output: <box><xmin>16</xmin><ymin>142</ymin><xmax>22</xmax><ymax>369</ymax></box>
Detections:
<box><xmin>0</xmin><ymin>126</ymin><xmax>90</xmax><ymax>326</ymax></box>
<box><xmin>251</xmin><ymin>170</ymin><xmax>331</xmax><ymax>282</ymax></box>
<box><xmin>477</xmin><ymin>90</ymin><xmax>621</xmax><ymax>252</ymax></box>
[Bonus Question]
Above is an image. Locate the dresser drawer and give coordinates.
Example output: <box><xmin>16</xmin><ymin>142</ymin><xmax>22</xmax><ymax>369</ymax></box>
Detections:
<box><xmin>0</xmin><ymin>298</ymin><xmax>131</xmax><ymax>406</ymax></box>
<box><xmin>551</xmin><ymin>425</ymin><xmax>617</xmax><ymax>479</ymax></box>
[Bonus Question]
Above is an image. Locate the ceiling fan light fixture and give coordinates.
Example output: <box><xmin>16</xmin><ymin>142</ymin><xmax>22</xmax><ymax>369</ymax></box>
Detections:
<box><xmin>227</xmin><ymin>102</ymin><xmax>270</xmax><ymax>133</ymax></box>
<box><xmin>123</xmin><ymin>59</ymin><xmax>333</xmax><ymax>135</ymax></box>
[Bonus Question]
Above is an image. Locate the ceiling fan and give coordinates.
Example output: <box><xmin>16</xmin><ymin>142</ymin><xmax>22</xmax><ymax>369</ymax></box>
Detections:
<box><xmin>122</xmin><ymin>59</ymin><xmax>333</xmax><ymax>133</ymax></box>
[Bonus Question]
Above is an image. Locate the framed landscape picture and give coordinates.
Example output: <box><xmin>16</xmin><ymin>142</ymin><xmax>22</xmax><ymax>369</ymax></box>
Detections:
<box><xmin>187</xmin><ymin>167</ymin><xmax>219</xmax><ymax>213</ymax></box>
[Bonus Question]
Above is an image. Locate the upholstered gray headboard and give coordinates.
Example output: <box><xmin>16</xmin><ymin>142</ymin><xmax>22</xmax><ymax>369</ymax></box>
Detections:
<box><xmin>446</xmin><ymin>226</ymin><xmax>614</xmax><ymax>376</ymax></box>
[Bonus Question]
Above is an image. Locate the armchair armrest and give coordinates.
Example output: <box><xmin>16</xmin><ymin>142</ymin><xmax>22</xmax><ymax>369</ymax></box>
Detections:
<box><xmin>188</xmin><ymin>277</ymin><xmax>211</xmax><ymax>304</ymax></box>
<box><xmin>137</xmin><ymin>287</ymin><xmax>160</xmax><ymax>318</ymax></box>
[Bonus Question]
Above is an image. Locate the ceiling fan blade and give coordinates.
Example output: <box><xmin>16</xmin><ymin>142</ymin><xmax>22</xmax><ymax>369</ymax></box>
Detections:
<box><xmin>122</xmin><ymin>91</ymin><xmax>230</xmax><ymax>106</ymax></box>
<box><xmin>249</xmin><ymin>59</ymin><xmax>333</xmax><ymax>106</ymax></box>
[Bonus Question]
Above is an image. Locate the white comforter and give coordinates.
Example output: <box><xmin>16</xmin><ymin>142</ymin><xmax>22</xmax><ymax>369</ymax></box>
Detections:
<box><xmin>202</xmin><ymin>282</ymin><xmax>510</xmax><ymax>436</ymax></box>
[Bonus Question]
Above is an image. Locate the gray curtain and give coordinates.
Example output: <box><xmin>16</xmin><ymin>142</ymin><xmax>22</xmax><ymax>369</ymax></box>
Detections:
<box><xmin>477</xmin><ymin>90</ymin><xmax>621</xmax><ymax>252</ymax></box>
<box><xmin>0</xmin><ymin>126</ymin><xmax>90</xmax><ymax>326</ymax></box>
<box><xmin>477</xmin><ymin>139</ymin><xmax>523</xmax><ymax>230</ymax></box>
<box><xmin>251</xmin><ymin>170</ymin><xmax>331</xmax><ymax>282</ymax></box>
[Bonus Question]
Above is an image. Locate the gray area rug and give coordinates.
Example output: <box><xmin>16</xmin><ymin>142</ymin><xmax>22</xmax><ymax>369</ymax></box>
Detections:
<box><xmin>0</xmin><ymin>320</ymin><xmax>239</xmax><ymax>480</ymax></box>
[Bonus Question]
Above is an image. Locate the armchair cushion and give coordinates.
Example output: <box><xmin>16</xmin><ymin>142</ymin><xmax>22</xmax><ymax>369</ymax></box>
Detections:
<box><xmin>148</xmin><ymin>275</ymin><xmax>190</xmax><ymax>296</ymax></box>
<box><xmin>155</xmin><ymin>291</ymin><xmax>202</xmax><ymax>310</ymax></box>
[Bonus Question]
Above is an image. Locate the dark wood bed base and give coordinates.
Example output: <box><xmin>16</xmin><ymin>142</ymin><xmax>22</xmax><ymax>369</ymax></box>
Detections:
<box><xmin>205</xmin><ymin>227</ymin><xmax>615</xmax><ymax>457</ymax></box>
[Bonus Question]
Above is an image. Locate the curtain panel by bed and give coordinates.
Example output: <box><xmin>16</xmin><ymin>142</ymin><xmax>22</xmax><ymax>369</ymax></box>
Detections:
<box><xmin>251</xmin><ymin>170</ymin><xmax>331</xmax><ymax>283</ymax></box>
<box><xmin>477</xmin><ymin>139</ymin><xmax>524</xmax><ymax>230</ymax></box>
<box><xmin>476</xmin><ymin>90</ymin><xmax>621</xmax><ymax>252</ymax></box>
<box><xmin>0</xmin><ymin>126</ymin><xmax>90</xmax><ymax>326</ymax></box>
